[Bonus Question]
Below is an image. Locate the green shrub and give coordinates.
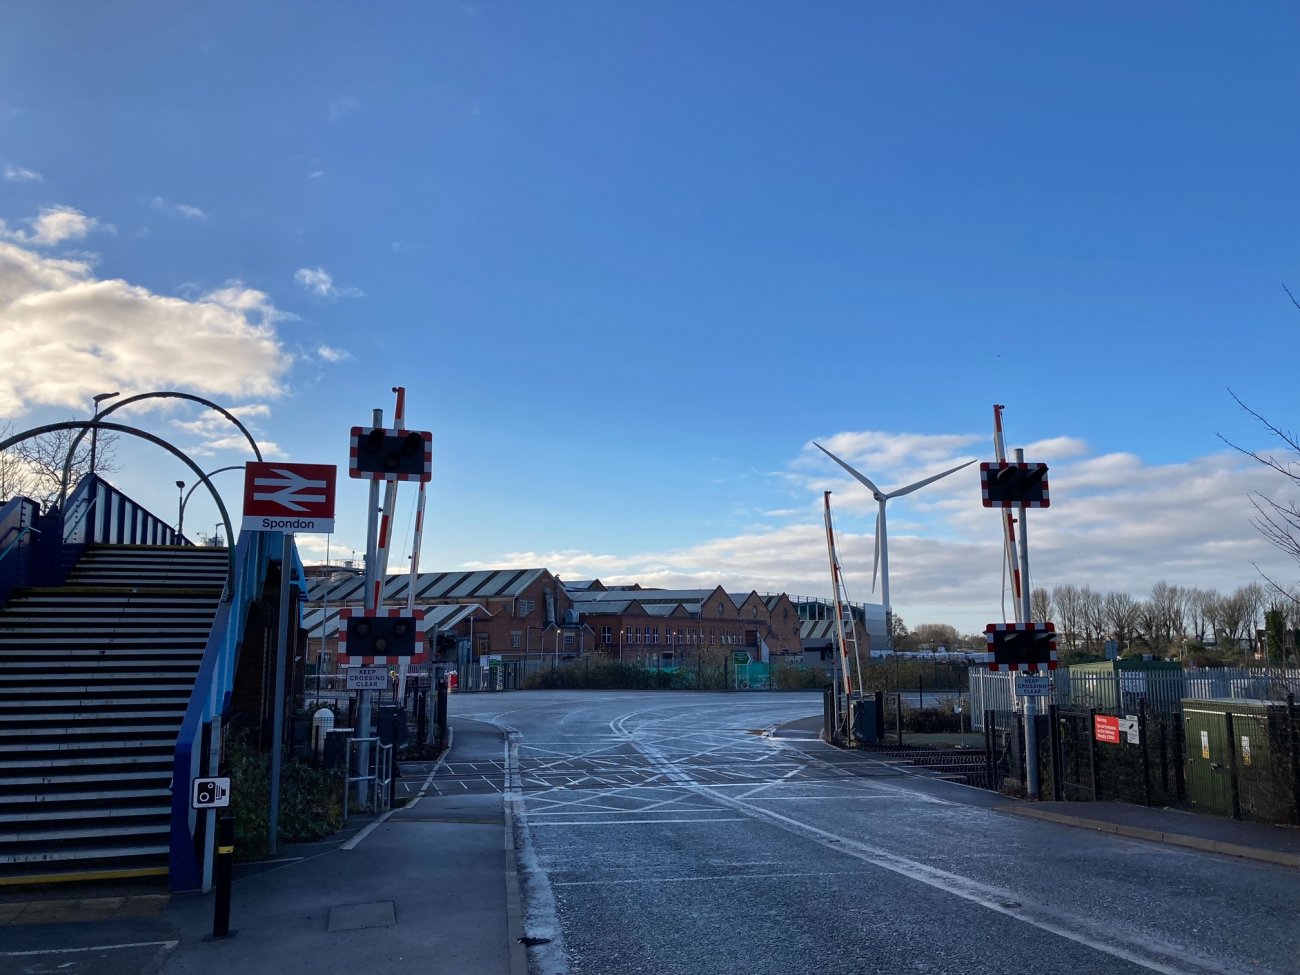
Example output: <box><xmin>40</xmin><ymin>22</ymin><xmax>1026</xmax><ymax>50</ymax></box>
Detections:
<box><xmin>225</xmin><ymin>733</ymin><xmax>344</xmax><ymax>861</ymax></box>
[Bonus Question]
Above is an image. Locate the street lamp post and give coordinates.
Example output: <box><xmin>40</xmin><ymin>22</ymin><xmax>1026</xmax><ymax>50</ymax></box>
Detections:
<box><xmin>89</xmin><ymin>391</ymin><xmax>119</xmax><ymax>476</ymax></box>
<box><xmin>175</xmin><ymin>480</ymin><xmax>185</xmax><ymax>534</ymax></box>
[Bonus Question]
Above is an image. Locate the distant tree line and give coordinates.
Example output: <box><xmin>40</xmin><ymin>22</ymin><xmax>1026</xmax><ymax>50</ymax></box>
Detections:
<box><xmin>899</xmin><ymin>580</ymin><xmax>1299</xmax><ymax>667</ymax></box>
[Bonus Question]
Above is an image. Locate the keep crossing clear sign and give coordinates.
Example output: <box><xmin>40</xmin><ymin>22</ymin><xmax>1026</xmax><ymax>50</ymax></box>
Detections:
<box><xmin>346</xmin><ymin>666</ymin><xmax>388</xmax><ymax>690</ymax></box>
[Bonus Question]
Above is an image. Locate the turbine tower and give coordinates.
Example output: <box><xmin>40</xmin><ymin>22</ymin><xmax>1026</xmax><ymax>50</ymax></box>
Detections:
<box><xmin>814</xmin><ymin>443</ymin><xmax>975</xmax><ymax>646</ymax></box>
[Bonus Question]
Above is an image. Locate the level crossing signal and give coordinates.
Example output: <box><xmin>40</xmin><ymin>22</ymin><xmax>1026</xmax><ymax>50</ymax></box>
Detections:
<box><xmin>338</xmin><ymin>608</ymin><xmax>426</xmax><ymax>664</ymax></box>
<box><xmin>980</xmin><ymin>462</ymin><xmax>1049</xmax><ymax>508</ymax></box>
<box><xmin>349</xmin><ymin>426</ymin><xmax>433</xmax><ymax>482</ymax></box>
<box><xmin>984</xmin><ymin>622</ymin><xmax>1057</xmax><ymax>671</ymax></box>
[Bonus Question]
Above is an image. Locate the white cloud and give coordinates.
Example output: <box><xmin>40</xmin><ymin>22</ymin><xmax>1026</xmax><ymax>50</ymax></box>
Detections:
<box><xmin>479</xmin><ymin>430</ymin><xmax>1300</xmax><ymax>635</ymax></box>
<box><xmin>3</xmin><ymin>162</ymin><xmax>42</xmax><ymax>182</ymax></box>
<box><xmin>317</xmin><ymin>345</ymin><xmax>351</xmax><ymax>362</ymax></box>
<box><xmin>294</xmin><ymin>266</ymin><xmax>363</xmax><ymax>299</ymax></box>
<box><xmin>307</xmin><ymin>170</ymin><xmax>325</xmax><ymax>181</ymax></box>
<box><xmin>0</xmin><ymin>240</ymin><xmax>292</xmax><ymax>415</ymax></box>
<box><xmin>0</xmin><ymin>206</ymin><xmax>103</xmax><ymax>246</ymax></box>
<box><xmin>150</xmin><ymin>196</ymin><xmax>207</xmax><ymax>220</ymax></box>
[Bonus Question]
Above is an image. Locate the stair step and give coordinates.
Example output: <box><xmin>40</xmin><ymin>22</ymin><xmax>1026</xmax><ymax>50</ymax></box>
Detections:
<box><xmin>0</xmin><ymin>712</ymin><xmax>184</xmax><ymax>728</ymax></box>
<box><xmin>0</xmin><ymin>725</ymin><xmax>179</xmax><ymax>738</ymax></box>
<box><xmin>0</xmin><ymin>739</ymin><xmax>176</xmax><ymax>755</ymax></box>
<box><xmin>0</xmin><ymin>842</ymin><xmax>170</xmax><ymax>868</ymax></box>
<box><xmin>0</xmin><ymin>787</ymin><xmax>171</xmax><ymax>808</ymax></box>
<box><xmin>1</xmin><ymin>753</ymin><xmax>173</xmax><ymax>770</ymax></box>
<box><xmin>0</xmin><ymin>770</ymin><xmax>173</xmax><ymax>789</ymax></box>
<box><xmin>0</xmin><ymin>805</ymin><xmax>168</xmax><ymax>825</ymax></box>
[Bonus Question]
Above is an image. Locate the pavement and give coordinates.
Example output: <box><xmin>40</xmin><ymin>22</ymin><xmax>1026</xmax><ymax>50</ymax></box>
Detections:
<box><xmin>0</xmin><ymin>718</ymin><xmax>527</xmax><ymax>975</ymax></box>
<box><xmin>2</xmin><ymin>707</ymin><xmax>1298</xmax><ymax>975</ymax></box>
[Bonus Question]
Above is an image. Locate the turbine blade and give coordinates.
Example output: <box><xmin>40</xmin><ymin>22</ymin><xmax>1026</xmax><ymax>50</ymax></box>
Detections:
<box><xmin>887</xmin><ymin>458</ymin><xmax>978</xmax><ymax>498</ymax></box>
<box><xmin>872</xmin><ymin>509</ymin><xmax>881</xmax><ymax>593</ymax></box>
<box><xmin>814</xmin><ymin>443</ymin><xmax>883</xmax><ymax>496</ymax></box>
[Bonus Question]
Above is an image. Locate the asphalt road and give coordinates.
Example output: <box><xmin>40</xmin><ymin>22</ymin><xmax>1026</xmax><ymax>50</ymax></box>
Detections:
<box><xmin>452</xmin><ymin>690</ymin><xmax>1300</xmax><ymax>975</ymax></box>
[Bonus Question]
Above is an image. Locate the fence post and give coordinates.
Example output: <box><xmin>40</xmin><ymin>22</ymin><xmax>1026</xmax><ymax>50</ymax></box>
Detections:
<box><xmin>1138</xmin><ymin>697</ymin><xmax>1152</xmax><ymax>808</ymax></box>
<box><xmin>1224</xmin><ymin>711</ymin><xmax>1242</xmax><ymax>821</ymax></box>
<box><xmin>1088</xmin><ymin>708</ymin><xmax>1102</xmax><ymax>802</ymax></box>
<box><xmin>895</xmin><ymin>693</ymin><xmax>903</xmax><ymax>747</ymax></box>
<box><xmin>984</xmin><ymin>710</ymin><xmax>995</xmax><ymax>790</ymax></box>
<box><xmin>1288</xmin><ymin>693</ymin><xmax>1300</xmax><ymax>826</ymax></box>
<box><xmin>1048</xmin><ymin>702</ymin><xmax>1062</xmax><ymax>802</ymax></box>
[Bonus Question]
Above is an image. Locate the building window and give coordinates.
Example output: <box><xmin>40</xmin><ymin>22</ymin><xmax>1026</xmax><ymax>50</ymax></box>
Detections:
<box><xmin>717</xmin><ymin>603</ymin><xmax>724</xmax><ymax>616</ymax></box>
<box><xmin>633</xmin><ymin>626</ymin><xmax>641</xmax><ymax>644</ymax></box>
<box><xmin>511</xmin><ymin>631</ymin><xmax>522</xmax><ymax>649</ymax></box>
<box><xmin>476</xmin><ymin>633</ymin><xmax>488</xmax><ymax>652</ymax></box>
<box><xmin>519</xmin><ymin>598</ymin><xmax>534</xmax><ymax>615</ymax></box>
<box><xmin>564</xmin><ymin>632</ymin><xmax>574</xmax><ymax>648</ymax></box>
<box><xmin>649</xmin><ymin>627</ymin><xmax>658</xmax><ymax>645</ymax></box>
<box><xmin>601</xmin><ymin>625</ymin><xmax>612</xmax><ymax>644</ymax></box>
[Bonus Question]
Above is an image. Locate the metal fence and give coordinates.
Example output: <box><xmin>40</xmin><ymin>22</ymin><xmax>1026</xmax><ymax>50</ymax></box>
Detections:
<box><xmin>970</xmin><ymin>667</ymin><xmax>1300</xmax><ymax>730</ymax></box>
<box><xmin>980</xmin><ymin>695</ymin><xmax>1300</xmax><ymax>826</ymax></box>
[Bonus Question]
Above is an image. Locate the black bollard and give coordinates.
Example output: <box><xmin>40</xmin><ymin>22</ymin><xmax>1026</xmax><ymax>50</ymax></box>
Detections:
<box><xmin>211</xmin><ymin>813</ymin><xmax>237</xmax><ymax>939</ymax></box>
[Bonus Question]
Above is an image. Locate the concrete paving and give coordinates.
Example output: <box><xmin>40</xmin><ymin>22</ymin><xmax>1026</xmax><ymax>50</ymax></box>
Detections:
<box><xmin>0</xmin><ymin>718</ymin><xmax>525</xmax><ymax>975</ymax></box>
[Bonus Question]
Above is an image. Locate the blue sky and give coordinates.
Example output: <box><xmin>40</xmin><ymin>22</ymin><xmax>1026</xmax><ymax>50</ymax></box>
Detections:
<box><xmin>2</xmin><ymin>3</ymin><xmax>1299</xmax><ymax>633</ymax></box>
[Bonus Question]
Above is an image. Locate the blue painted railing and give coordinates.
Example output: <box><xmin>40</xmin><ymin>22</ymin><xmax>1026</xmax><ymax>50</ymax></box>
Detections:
<box><xmin>0</xmin><ymin>496</ymin><xmax>40</xmax><ymax>608</ymax></box>
<box><xmin>63</xmin><ymin>473</ymin><xmax>185</xmax><ymax>558</ymax></box>
<box><xmin>169</xmin><ymin>530</ymin><xmax>304</xmax><ymax>890</ymax></box>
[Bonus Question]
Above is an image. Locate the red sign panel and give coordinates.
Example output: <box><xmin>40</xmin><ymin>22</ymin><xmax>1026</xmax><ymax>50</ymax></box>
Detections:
<box><xmin>242</xmin><ymin>462</ymin><xmax>338</xmax><ymax>533</ymax></box>
<box><xmin>1094</xmin><ymin>714</ymin><xmax>1121</xmax><ymax>745</ymax></box>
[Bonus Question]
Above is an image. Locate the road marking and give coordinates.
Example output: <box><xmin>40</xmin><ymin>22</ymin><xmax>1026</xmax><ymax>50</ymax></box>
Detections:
<box><xmin>615</xmin><ymin>712</ymin><xmax>1267</xmax><ymax>975</ymax></box>
<box><xmin>530</xmin><ymin>817</ymin><xmax>745</xmax><ymax>826</ymax></box>
<box><xmin>1</xmin><ymin>940</ymin><xmax>178</xmax><ymax>957</ymax></box>
<box><xmin>552</xmin><ymin>869</ymin><xmax>862</xmax><ymax>887</ymax></box>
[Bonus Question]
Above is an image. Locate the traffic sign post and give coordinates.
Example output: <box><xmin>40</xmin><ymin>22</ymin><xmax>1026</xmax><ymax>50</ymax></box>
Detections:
<box><xmin>241</xmin><ymin>462</ymin><xmax>338</xmax><ymax>857</ymax></box>
<box><xmin>191</xmin><ymin>778</ymin><xmax>235</xmax><ymax>939</ymax></box>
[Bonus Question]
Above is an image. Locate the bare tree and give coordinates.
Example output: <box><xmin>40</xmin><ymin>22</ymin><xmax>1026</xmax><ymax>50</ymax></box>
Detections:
<box><xmin>3</xmin><ymin>423</ymin><xmax>120</xmax><ymax>511</ymax></box>
<box><xmin>912</xmin><ymin>622</ymin><xmax>961</xmax><ymax>649</ymax></box>
<box><xmin>1186</xmin><ymin>588</ymin><xmax>1218</xmax><ymax>645</ymax></box>
<box><xmin>1052</xmin><ymin>583</ymin><xmax>1083</xmax><ymax>652</ymax></box>
<box><xmin>1031</xmin><ymin>587</ymin><xmax>1053</xmax><ymax>624</ymax></box>
<box><xmin>1148</xmin><ymin>580</ymin><xmax>1186</xmax><ymax>649</ymax></box>
<box><xmin>1102</xmin><ymin>591</ymin><xmax>1141</xmax><ymax>651</ymax></box>
<box><xmin>1081</xmin><ymin>586</ymin><xmax>1106</xmax><ymax>654</ymax></box>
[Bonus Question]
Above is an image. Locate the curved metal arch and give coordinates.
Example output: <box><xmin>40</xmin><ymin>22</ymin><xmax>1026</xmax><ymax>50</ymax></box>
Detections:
<box><xmin>180</xmin><ymin>465</ymin><xmax>245</xmax><ymax>537</ymax></box>
<box><xmin>1</xmin><ymin>421</ymin><xmax>237</xmax><ymax>581</ymax></box>
<box><xmin>58</xmin><ymin>391</ymin><xmax>264</xmax><ymax>512</ymax></box>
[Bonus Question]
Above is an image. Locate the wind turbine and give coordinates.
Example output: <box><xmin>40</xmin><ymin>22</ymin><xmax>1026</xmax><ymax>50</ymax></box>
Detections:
<box><xmin>814</xmin><ymin>443</ymin><xmax>976</xmax><ymax>646</ymax></box>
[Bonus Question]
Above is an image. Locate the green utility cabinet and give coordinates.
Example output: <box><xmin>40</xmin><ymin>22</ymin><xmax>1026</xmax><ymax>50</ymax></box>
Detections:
<box><xmin>1182</xmin><ymin>698</ymin><xmax>1296</xmax><ymax>823</ymax></box>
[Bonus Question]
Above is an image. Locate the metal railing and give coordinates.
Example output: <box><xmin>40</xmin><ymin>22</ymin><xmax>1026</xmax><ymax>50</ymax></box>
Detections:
<box><xmin>343</xmin><ymin>736</ymin><xmax>393</xmax><ymax>825</ymax></box>
<box><xmin>970</xmin><ymin>667</ymin><xmax>1300</xmax><ymax>730</ymax></box>
<box><xmin>169</xmin><ymin>530</ymin><xmax>298</xmax><ymax>890</ymax></box>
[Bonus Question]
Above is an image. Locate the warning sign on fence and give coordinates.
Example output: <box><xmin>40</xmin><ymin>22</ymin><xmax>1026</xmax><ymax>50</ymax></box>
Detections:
<box><xmin>1094</xmin><ymin>714</ymin><xmax>1121</xmax><ymax>745</ymax></box>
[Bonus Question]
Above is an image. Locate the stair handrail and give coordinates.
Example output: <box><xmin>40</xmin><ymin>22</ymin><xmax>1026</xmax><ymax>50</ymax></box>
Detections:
<box><xmin>168</xmin><ymin>529</ymin><xmax>287</xmax><ymax>891</ymax></box>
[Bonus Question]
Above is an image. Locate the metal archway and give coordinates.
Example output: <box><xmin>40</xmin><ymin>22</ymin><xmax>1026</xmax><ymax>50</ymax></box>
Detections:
<box><xmin>1</xmin><ymin>421</ymin><xmax>237</xmax><ymax>581</ymax></box>
<box><xmin>57</xmin><ymin>391</ymin><xmax>264</xmax><ymax>512</ymax></box>
<box><xmin>179</xmin><ymin>465</ymin><xmax>245</xmax><ymax>536</ymax></box>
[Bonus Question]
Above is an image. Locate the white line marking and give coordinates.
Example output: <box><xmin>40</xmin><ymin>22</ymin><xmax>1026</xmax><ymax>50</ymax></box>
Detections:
<box><xmin>1</xmin><ymin>940</ymin><xmax>179</xmax><ymax>957</ymax></box>
<box><xmin>615</xmin><ymin>712</ymin><xmax>1266</xmax><ymax>975</ymax></box>
<box><xmin>530</xmin><ymin>817</ymin><xmax>746</xmax><ymax>826</ymax></box>
<box><xmin>552</xmin><ymin>870</ymin><xmax>862</xmax><ymax>887</ymax></box>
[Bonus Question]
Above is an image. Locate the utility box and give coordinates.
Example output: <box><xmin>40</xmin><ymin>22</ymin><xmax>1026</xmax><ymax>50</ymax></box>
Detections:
<box><xmin>1182</xmin><ymin>698</ymin><xmax>1296</xmax><ymax>823</ymax></box>
<box><xmin>851</xmin><ymin>698</ymin><xmax>882</xmax><ymax>744</ymax></box>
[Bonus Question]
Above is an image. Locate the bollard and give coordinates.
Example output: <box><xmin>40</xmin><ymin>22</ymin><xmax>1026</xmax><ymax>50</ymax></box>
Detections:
<box><xmin>210</xmin><ymin>813</ymin><xmax>236</xmax><ymax>939</ymax></box>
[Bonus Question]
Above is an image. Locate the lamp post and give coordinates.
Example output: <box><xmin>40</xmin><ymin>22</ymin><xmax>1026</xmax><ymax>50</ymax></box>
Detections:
<box><xmin>89</xmin><ymin>391</ymin><xmax>119</xmax><ymax>476</ymax></box>
<box><xmin>175</xmin><ymin>480</ymin><xmax>185</xmax><ymax>534</ymax></box>
<box><xmin>178</xmin><ymin>466</ymin><xmax>244</xmax><ymax>544</ymax></box>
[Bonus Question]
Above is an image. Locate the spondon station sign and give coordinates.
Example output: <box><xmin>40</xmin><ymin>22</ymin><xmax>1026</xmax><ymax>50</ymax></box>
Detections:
<box><xmin>242</xmin><ymin>462</ymin><xmax>338</xmax><ymax>533</ymax></box>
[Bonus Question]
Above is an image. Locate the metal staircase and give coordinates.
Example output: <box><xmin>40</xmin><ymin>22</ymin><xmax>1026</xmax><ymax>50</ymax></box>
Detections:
<box><xmin>0</xmin><ymin>543</ymin><xmax>228</xmax><ymax>884</ymax></box>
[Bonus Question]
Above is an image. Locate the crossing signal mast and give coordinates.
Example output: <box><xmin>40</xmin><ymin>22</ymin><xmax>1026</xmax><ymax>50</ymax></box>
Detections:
<box><xmin>823</xmin><ymin>491</ymin><xmax>864</xmax><ymax>735</ymax></box>
<box><xmin>983</xmin><ymin>405</ymin><xmax>1055</xmax><ymax>800</ymax></box>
